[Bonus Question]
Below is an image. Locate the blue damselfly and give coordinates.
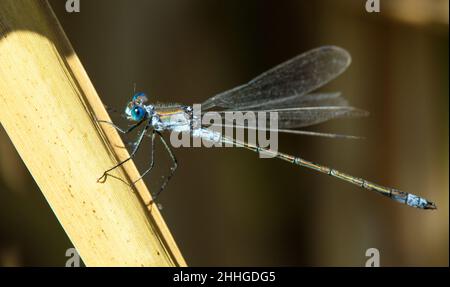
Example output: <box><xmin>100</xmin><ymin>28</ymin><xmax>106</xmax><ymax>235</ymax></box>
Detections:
<box><xmin>98</xmin><ymin>46</ymin><xmax>436</xmax><ymax>210</ymax></box>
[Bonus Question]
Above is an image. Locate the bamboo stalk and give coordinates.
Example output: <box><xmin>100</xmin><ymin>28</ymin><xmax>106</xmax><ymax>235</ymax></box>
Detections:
<box><xmin>0</xmin><ymin>0</ymin><xmax>186</xmax><ymax>266</ymax></box>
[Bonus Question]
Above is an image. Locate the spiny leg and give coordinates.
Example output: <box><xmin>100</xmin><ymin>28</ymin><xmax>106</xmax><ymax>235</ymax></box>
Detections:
<box><xmin>104</xmin><ymin>105</ymin><xmax>128</xmax><ymax>119</ymax></box>
<box><xmin>152</xmin><ymin>131</ymin><xmax>178</xmax><ymax>200</ymax></box>
<box><xmin>113</xmin><ymin>140</ymin><xmax>140</xmax><ymax>150</ymax></box>
<box><xmin>97</xmin><ymin>117</ymin><xmax>146</xmax><ymax>134</ymax></box>
<box><xmin>132</xmin><ymin>130</ymin><xmax>156</xmax><ymax>185</ymax></box>
<box><xmin>97</xmin><ymin>122</ymin><xmax>150</xmax><ymax>183</ymax></box>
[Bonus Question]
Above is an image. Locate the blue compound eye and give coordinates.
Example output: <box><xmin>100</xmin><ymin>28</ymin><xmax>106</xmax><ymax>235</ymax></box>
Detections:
<box><xmin>131</xmin><ymin>106</ymin><xmax>146</xmax><ymax>121</ymax></box>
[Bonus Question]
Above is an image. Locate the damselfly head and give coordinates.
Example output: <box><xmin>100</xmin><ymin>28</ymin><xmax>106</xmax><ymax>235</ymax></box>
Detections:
<box><xmin>125</xmin><ymin>92</ymin><xmax>149</xmax><ymax>121</ymax></box>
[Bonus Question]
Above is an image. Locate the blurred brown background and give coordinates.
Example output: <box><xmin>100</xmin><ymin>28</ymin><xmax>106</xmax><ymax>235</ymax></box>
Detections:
<box><xmin>0</xmin><ymin>0</ymin><xmax>448</xmax><ymax>266</ymax></box>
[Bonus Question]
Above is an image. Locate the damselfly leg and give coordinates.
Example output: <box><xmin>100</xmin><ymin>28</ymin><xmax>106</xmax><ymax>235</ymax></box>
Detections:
<box><xmin>98</xmin><ymin>120</ymin><xmax>177</xmax><ymax>200</ymax></box>
<box><xmin>152</xmin><ymin>131</ymin><xmax>178</xmax><ymax>200</ymax></box>
<box><xmin>132</xmin><ymin>130</ymin><xmax>156</xmax><ymax>185</ymax></box>
<box><xmin>97</xmin><ymin>121</ymin><xmax>150</xmax><ymax>183</ymax></box>
<box><xmin>96</xmin><ymin>118</ymin><xmax>146</xmax><ymax>134</ymax></box>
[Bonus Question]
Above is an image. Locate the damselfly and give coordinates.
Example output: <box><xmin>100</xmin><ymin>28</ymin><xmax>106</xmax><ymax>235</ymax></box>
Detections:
<box><xmin>98</xmin><ymin>46</ymin><xmax>436</xmax><ymax>209</ymax></box>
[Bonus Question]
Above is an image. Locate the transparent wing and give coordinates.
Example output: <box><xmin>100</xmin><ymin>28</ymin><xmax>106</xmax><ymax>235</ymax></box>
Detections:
<box><xmin>201</xmin><ymin>46</ymin><xmax>351</xmax><ymax>110</ymax></box>
<box><xmin>203</xmin><ymin>123</ymin><xmax>363</xmax><ymax>139</ymax></box>
<box><xmin>202</xmin><ymin>106</ymin><xmax>368</xmax><ymax>129</ymax></box>
<box><xmin>228</xmin><ymin>92</ymin><xmax>348</xmax><ymax>111</ymax></box>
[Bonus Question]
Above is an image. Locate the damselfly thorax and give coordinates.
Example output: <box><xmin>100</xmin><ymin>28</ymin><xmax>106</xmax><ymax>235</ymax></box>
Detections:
<box><xmin>151</xmin><ymin>104</ymin><xmax>193</xmax><ymax>132</ymax></box>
